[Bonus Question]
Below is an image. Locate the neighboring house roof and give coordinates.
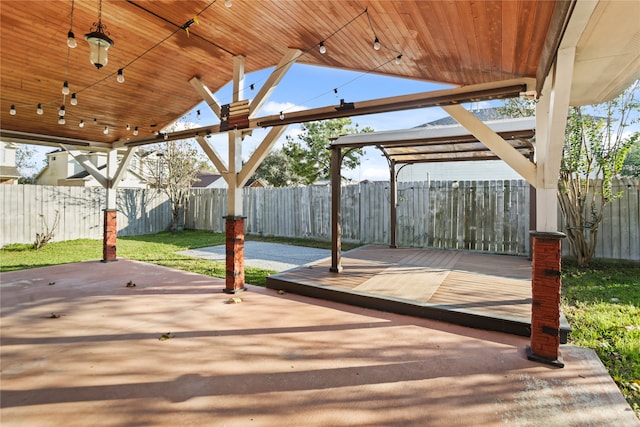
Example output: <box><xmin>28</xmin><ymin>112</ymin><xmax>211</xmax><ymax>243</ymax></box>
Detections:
<box><xmin>0</xmin><ymin>165</ymin><xmax>20</xmax><ymax>179</ymax></box>
<box><xmin>416</xmin><ymin>107</ymin><xmax>508</xmax><ymax>127</ymax></box>
<box><xmin>67</xmin><ymin>164</ymin><xmax>107</xmax><ymax>179</ymax></box>
<box><xmin>192</xmin><ymin>171</ymin><xmax>224</xmax><ymax>188</ymax></box>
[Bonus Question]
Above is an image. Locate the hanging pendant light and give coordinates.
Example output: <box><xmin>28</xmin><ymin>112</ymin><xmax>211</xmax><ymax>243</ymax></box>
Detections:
<box><xmin>85</xmin><ymin>0</ymin><xmax>114</xmax><ymax>69</ymax></box>
<box><xmin>373</xmin><ymin>37</ymin><xmax>381</xmax><ymax>51</ymax></box>
<box><xmin>67</xmin><ymin>0</ymin><xmax>77</xmax><ymax>48</ymax></box>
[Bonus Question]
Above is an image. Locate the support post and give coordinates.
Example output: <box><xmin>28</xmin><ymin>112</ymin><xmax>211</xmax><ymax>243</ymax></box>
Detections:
<box><xmin>330</xmin><ymin>146</ymin><xmax>342</xmax><ymax>273</ymax></box>
<box><xmin>527</xmin><ymin>231</ymin><xmax>566</xmax><ymax>367</ymax></box>
<box><xmin>224</xmin><ymin>215</ymin><xmax>246</xmax><ymax>294</ymax></box>
<box><xmin>102</xmin><ymin>209</ymin><xmax>117</xmax><ymax>262</ymax></box>
<box><xmin>102</xmin><ymin>149</ymin><xmax>118</xmax><ymax>262</ymax></box>
<box><xmin>223</xmin><ymin>55</ymin><xmax>247</xmax><ymax>292</ymax></box>
<box><xmin>389</xmin><ymin>159</ymin><xmax>398</xmax><ymax>248</ymax></box>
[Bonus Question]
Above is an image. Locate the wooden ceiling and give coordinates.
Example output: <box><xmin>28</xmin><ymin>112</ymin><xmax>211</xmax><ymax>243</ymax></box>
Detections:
<box><xmin>0</xmin><ymin>0</ymin><xmax>566</xmax><ymax>148</ymax></box>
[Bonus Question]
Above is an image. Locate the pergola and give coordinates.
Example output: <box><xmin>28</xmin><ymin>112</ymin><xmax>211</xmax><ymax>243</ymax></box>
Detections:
<box><xmin>329</xmin><ymin>116</ymin><xmax>536</xmax><ymax>268</ymax></box>
<box><xmin>1</xmin><ymin>0</ymin><xmax>639</xmax><ymax>365</ymax></box>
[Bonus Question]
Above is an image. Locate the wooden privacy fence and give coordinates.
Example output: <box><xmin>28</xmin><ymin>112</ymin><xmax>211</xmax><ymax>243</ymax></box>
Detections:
<box><xmin>0</xmin><ymin>185</ymin><xmax>171</xmax><ymax>246</ymax></box>
<box><xmin>185</xmin><ymin>180</ymin><xmax>532</xmax><ymax>255</ymax></box>
<box><xmin>1</xmin><ymin>179</ymin><xmax>638</xmax><ymax>261</ymax></box>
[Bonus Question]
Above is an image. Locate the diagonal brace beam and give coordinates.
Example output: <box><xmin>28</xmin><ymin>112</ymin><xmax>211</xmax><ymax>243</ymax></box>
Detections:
<box><xmin>237</xmin><ymin>125</ymin><xmax>289</xmax><ymax>187</ymax></box>
<box><xmin>442</xmin><ymin>105</ymin><xmax>536</xmax><ymax>186</ymax></box>
<box><xmin>195</xmin><ymin>135</ymin><xmax>229</xmax><ymax>183</ymax></box>
<box><xmin>249</xmin><ymin>49</ymin><xmax>303</xmax><ymax>118</ymax></box>
<box><xmin>190</xmin><ymin>77</ymin><xmax>222</xmax><ymax>119</ymax></box>
<box><xmin>61</xmin><ymin>144</ymin><xmax>108</xmax><ymax>188</ymax></box>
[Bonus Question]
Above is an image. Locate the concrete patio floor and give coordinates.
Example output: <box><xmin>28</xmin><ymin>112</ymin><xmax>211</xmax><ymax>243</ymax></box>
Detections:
<box><xmin>1</xmin><ymin>259</ymin><xmax>638</xmax><ymax>426</ymax></box>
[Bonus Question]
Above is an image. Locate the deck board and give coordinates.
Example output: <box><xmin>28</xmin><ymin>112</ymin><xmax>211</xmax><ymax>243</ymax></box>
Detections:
<box><xmin>266</xmin><ymin>246</ymin><xmax>571</xmax><ymax>341</ymax></box>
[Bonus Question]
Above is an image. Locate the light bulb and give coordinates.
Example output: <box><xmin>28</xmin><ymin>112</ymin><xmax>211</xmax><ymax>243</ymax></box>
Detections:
<box><xmin>164</xmin><ymin>132</ymin><xmax>168</xmax><ymax>140</ymax></box>
<box><xmin>133</xmin><ymin>126</ymin><xmax>139</xmax><ymax>136</ymax></box>
<box><xmin>224</xmin><ymin>0</ymin><xmax>232</xmax><ymax>7</ymax></box>
<box><xmin>373</xmin><ymin>37</ymin><xmax>381</xmax><ymax>51</ymax></box>
<box><xmin>9</xmin><ymin>105</ymin><xmax>16</xmax><ymax>115</ymax></box>
<box><xmin>126</xmin><ymin>123</ymin><xmax>131</xmax><ymax>131</ymax></box>
<box><xmin>79</xmin><ymin>119</ymin><xmax>85</xmax><ymax>128</ymax></box>
<box><xmin>58</xmin><ymin>116</ymin><xmax>66</xmax><ymax>125</ymax></box>
<box><xmin>103</xmin><ymin>126</ymin><xmax>109</xmax><ymax>135</ymax></box>
<box><xmin>319</xmin><ymin>41</ymin><xmax>326</xmax><ymax>54</ymax></box>
<box><xmin>67</xmin><ymin>31</ymin><xmax>77</xmax><ymax>48</ymax></box>
<box><xmin>395</xmin><ymin>54</ymin><xmax>402</xmax><ymax>65</ymax></box>
<box><xmin>117</xmin><ymin>69</ymin><xmax>125</xmax><ymax>83</ymax></box>
<box><xmin>62</xmin><ymin>80</ymin><xmax>70</xmax><ymax>95</ymax></box>
<box><xmin>70</xmin><ymin>93</ymin><xmax>78</xmax><ymax>105</ymax></box>
<box><xmin>59</xmin><ymin>105</ymin><xmax>66</xmax><ymax>116</ymax></box>
<box><xmin>37</xmin><ymin>104</ymin><xmax>44</xmax><ymax>115</ymax></box>
<box><xmin>279</xmin><ymin>111</ymin><xmax>284</xmax><ymax>120</ymax></box>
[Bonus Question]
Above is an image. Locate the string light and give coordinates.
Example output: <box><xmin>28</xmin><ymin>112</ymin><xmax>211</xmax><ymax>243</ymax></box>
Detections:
<box><xmin>319</xmin><ymin>41</ymin><xmax>326</xmax><ymax>54</ymax></box>
<box><xmin>62</xmin><ymin>80</ymin><xmax>70</xmax><ymax>95</ymax></box>
<box><xmin>103</xmin><ymin>125</ymin><xmax>109</xmax><ymax>134</ymax></box>
<box><xmin>9</xmin><ymin>105</ymin><xmax>16</xmax><ymax>115</ymax></box>
<box><xmin>395</xmin><ymin>54</ymin><xmax>402</xmax><ymax>65</ymax></box>
<box><xmin>373</xmin><ymin>37</ymin><xmax>381</xmax><ymax>51</ymax></box>
<box><xmin>70</xmin><ymin>93</ymin><xmax>78</xmax><ymax>105</ymax></box>
<box><xmin>37</xmin><ymin>104</ymin><xmax>44</xmax><ymax>115</ymax></box>
<box><xmin>79</xmin><ymin>119</ymin><xmax>85</xmax><ymax>128</ymax></box>
<box><xmin>58</xmin><ymin>116</ymin><xmax>66</xmax><ymax>125</ymax></box>
<box><xmin>279</xmin><ymin>111</ymin><xmax>284</xmax><ymax>120</ymax></box>
<box><xmin>67</xmin><ymin>0</ymin><xmax>77</xmax><ymax>48</ymax></box>
<box><xmin>59</xmin><ymin>105</ymin><xmax>66</xmax><ymax>116</ymax></box>
<box><xmin>67</xmin><ymin>31</ymin><xmax>77</xmax><ymax>49</ymax></box>
<box><xmin>126</xmin><ymin>123</ymin><xmax>131</xmax><ymax>131</ymax></box>
<box><xmin>117</xmin><ymin>68</ymin><xmax>125</xmax><ymax>83</ymax></box>
<box><xmin>133</xmin><ymin>126</ymin><xmax>139</xmax><ymax>136</ymax></box>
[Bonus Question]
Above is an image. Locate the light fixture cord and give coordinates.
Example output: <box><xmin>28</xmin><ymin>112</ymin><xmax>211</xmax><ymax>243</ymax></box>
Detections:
<box><xmin>69</xmin><ymin>0</ymin><xmax>75</xmax><ymax>30</ymax></box>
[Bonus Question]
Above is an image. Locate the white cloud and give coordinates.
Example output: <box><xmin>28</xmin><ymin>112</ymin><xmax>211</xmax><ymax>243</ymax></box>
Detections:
<box><xmin>260</xmin><ymin>101</ymin><xmax>307</xmax><ymax>116</ymax></box>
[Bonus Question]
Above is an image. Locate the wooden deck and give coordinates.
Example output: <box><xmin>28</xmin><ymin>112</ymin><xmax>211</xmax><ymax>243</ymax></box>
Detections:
<box><xmin>266</xmin><ymin>246</ymin><xmax>570</xmax><ymax>341</ymax></box>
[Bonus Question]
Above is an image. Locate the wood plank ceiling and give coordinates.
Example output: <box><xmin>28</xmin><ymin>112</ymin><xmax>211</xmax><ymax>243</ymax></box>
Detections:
<box><xmin>0</xmin><ymin>0</ymin><xmax>559</xmax><ymax>148</ymax></box>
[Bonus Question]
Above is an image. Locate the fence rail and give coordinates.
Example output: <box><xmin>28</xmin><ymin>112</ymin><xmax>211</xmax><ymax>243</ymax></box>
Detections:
<box><xmin>2</xmin><ymin>179</ymin><xmax>638</xmax><ymax>261</ymax></box>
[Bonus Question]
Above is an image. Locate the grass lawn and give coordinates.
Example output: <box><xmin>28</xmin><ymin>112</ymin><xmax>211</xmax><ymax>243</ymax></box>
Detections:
<box><xmin>561</xmin><ymin>260</ymin><xmax>640</xmax><ymax>417</ymax></box>
<box><xmin>0</xmin><ymin>230</ymin><xmax>361</xmax><ymax>286</ymax></box>
<box><xmin>1</xmin><ymin>230</ymin><xmax>638</xmax><ymax>416</ymax></box>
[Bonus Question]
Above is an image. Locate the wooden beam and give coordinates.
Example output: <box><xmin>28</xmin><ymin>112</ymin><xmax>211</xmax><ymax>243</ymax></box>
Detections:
<box><xmin>233</xmin><ymin>55</ymin><xmax>245</xmax><ymax>103</ymax></box>
<box><xmin>189</xmin><ymin>77</ymin><xmax>222</xmax><ymax>119</ymax></box>
<box><xmin>330</xmin><ymin>146</ymin><xmax>343</xmax><ymax>273</ymax></box>
<box><xmin>0</xmin><ymin>129</ymin><xmax>109</xmax><ymax>150</ymax></box>
<box><xmin>543</xmin><ymin>46</ymin><xmax>576</xmax><ymax>187</ymax></box>
<box><xmin>442</xmin><ymin>105</ymin><xmax>537</xmax><ymax>186</ymax></box>
<box><xmin>195</xmin><ymin>135</ymin><xmax>228</xmax><ymax>182</ymax></box>
<box><xmin>61</xmin><ymin>145</ymin><xmax>108</xmax><ymax>188</ymax></box>
<box><xmin>112</xmin><ymin>147</ymin><xmax>138</xmax><ymax>188</ymax></box>
<box><xmin>256</xmin><ymin>79</ymin><xmax>533</xmax><ymax>128</ymax></box>
<box><xmin>237</xmin><ymin>125</ymin><xmax>288</xmax><ymax>187</ymax></box>
<box><xmin>249</xmin><ymin>49</ymin><xmax>303</xmax><ymax>118</ymax></box>
<box><xmin>536</xmin><ymin>0</ymin><xmax>576</xmax><ymax>96</ymax></box>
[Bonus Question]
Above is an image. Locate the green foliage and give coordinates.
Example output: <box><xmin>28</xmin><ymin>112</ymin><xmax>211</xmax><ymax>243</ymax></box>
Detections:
<box><xmin>252</xmin><ymin>149</ymin><xmax>305</xmax><ymax>187</ymax></box>
<box><xmin>562</xmin><ymin>261</ymin><xmax>640</xmax><ymax>415</ymax></box>
<box><xmin>558</xmin><ymin>82</ymin><xmax>639</xmax><ymax>266</ymax></box>
<box><xmin>622</xmin><ymin>141</ymin><xmax>640</xmax><ymax>177</ymax></box>
<box><xmin>282</xmin><ymin>118</ymin><xmax>373</xmax><ymax>185</ymax></box>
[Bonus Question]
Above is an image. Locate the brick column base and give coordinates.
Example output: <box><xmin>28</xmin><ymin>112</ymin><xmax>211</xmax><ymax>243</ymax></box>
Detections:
<box><xmin>526</xmin><ymin>231</ymin><xmax>566</xmax><ymax>367</ymax></box>
<box><xmin>102</xmin><ymin>209</ymin><xmax>118</xmax><ymax>262</ymax></box>
<box><xmin>224</xmin><ymin>216</ymin><xmax>246</xmax><ymax>294</ymax></box>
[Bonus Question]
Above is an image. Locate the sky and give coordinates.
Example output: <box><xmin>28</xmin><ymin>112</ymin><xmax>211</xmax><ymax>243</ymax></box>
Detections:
<box><xmin>23</xmin><ymin>63</ymin><xmax>487</xmax><ymax>181</ymax></box>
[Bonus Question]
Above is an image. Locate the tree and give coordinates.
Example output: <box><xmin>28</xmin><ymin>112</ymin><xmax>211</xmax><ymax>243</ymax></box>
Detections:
<box><xmin>15</xmin><ymin>144</ymin><xmax>40</xmax><ymax>182</ymax></box>
<box><xmin>253</xmin><ymin>149</ymin><xmax>305</xmax><ymax>187</ymax></box>
<box><xmin>147</xmin><ymin>140</ymin><xmax>203</xmax><ymax>232</ymax></box>
<box><xmin>282</xmin><ymin>118</ymin><xmax>373</xmax><ymax>185</ymax></box>
<box><xmin>499</xmin><ymin>81</ymin><xmax>639</xmax><ymax>267</ymax></box>
<box><xmin>558</xmin><ymin>83</ymin><xmax>639</xmax><ymax>266</ymax></box>
<box><xmin>621</xmin><ymin>140</ymin><xmax>640</xmax><ymax>177</ymax></box>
